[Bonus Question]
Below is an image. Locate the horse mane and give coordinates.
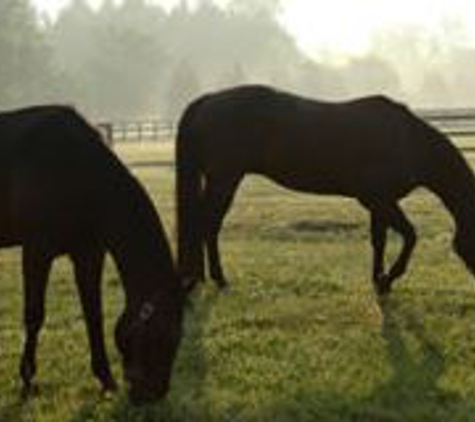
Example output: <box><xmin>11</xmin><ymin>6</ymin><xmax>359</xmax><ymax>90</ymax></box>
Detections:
<box><xmin>414</xmin><ymin>115</ymin><xmax>475</xmax><ymax>273</ymax></box>
<box><xmin>418</xmin><ymin>118</ymin><xmax>475</xmax><ymax>225</ymax></box>
<box><xmin>28</xmin><ymin>106</ymin><xmax>180</xmax><ymax>298</ymax></box>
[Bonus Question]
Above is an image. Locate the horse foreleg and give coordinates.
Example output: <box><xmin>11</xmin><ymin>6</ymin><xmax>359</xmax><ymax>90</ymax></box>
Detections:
<box><xmin>365</xmin><ymin>201</ymin><xmax>416</xmax><ymax>295</ymax></box>
<box><xmin>369</xmin><ymin>209</ymin><xmax>389</xmax><ymax>295</ymax></box>
<box><xmin>71</xmin><ymin>247</ymin><xmax>117</xmax><ymax>393</ymax></box>
<box><xmin>20</xmin><ymin>243</ymin><xmax>53</xmax><ymax>398</ymax></box>
<box><xmin>385</xmin><ymin>204</ymin><xmax>417</xmax><ymax>287</ymax></box>
<box><xmin>203</xmin><ymin>174</ymin><xmax>242</xmax><ymax>290</ymax></box>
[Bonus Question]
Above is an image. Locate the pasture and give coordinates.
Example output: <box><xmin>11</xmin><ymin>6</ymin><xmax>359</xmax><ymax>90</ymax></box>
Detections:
<box><xmin>1</xmin><ymin>141</ymin><xmax>475</xmax><ymax>421</ymax></box>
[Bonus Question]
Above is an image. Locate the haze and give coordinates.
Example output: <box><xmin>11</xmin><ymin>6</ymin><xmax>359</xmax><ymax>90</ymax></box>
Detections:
<box><xmin>2</xmin><ymin>0</ymin><xmax>474</xmax><ymax>119</ymax></box>
<box><xmin>33</xmin><ymin>0</ymin><xmax>475</xmax><ymax>57</ymax></box>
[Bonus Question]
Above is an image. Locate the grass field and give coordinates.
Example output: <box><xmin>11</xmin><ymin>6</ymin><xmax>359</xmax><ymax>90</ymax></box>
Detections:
<box><xmin>2</xmin><ymin>141</ymin><xmax>475</xmax><ymax>421</ymax></box>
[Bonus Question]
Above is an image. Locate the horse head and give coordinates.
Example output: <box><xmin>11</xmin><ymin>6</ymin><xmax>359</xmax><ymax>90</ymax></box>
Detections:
<box><xmin>115</xmin><ymin>287</ymin><xmax>185</xmax><ymax>404</ymax></box>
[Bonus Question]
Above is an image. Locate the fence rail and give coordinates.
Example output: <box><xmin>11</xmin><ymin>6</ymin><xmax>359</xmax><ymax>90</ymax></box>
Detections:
<box><xmin>97</xmin><ymin>108</ymin><xmax>475</xmax><ymax>149</ymax></box>
<box><xmin>97</xmin><ymin>120</ymin><xmax>175</xmax><ymax>147</ymax></box>
<box><xmin>419</xmin><ymin>108</ymin><xmax>475</xmax><ymax>139</ymax></box>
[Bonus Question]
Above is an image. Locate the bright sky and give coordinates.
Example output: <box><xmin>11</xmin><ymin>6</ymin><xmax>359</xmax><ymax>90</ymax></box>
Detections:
<box><xmin>33</xmin><ymin>0</ymin><xmax>475</xmax><ymax>60</ymax></box>
<box><xmin>281</xmin><ymin>0</ymin><xmax>475</xmax><ymax>60</ymax></box>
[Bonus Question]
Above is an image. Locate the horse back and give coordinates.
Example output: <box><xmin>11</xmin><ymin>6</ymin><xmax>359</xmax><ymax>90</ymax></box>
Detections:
<box><xmin>183</xmin><ymin>86</ymin><xmax>425</xmax><ymax>198</ymax></box>
<box><xmin>0</xmin><ymin>106</ymin><xmax>129</xmax><ymax>248</ymax></box>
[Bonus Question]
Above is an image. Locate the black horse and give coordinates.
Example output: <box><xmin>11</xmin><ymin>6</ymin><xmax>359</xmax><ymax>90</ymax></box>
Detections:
<box><xmin>0</xmin><ymin>106</ymin><xmax>185</xmax><ymax>404</ymax></box>
<box><xmin>176</xmin><ymin>85</ymin><xmax>475</xmax><ymax>295</ymax></box>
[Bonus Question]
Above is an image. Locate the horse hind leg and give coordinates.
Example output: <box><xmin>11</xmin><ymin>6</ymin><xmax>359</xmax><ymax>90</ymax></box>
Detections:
<box><xmin>20</xmin><ymin>242</ymin><xmax>54</xmax><ymax>399</ymax></box>
<box><xmin>70</xmin><ymin>246</ymin><xmax>117</xmax><ymax>393</ymax></box>
<box><xmin>203</xmin><ymin>174</ymin><xmax>242</xmax><ymax>290</ymax></box>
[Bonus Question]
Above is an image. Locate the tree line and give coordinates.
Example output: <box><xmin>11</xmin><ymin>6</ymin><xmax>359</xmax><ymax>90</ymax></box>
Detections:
<box><xmin>1</xmin><ymin>0</ymin><xmax>474</xmax><ymax>120</ymax></box>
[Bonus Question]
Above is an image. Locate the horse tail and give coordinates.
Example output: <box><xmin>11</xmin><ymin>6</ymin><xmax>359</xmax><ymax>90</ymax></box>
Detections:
<box><xmin>175</xmin><ymin>97</ymin><xmax>206</xmax><ymax>286</ymax></box>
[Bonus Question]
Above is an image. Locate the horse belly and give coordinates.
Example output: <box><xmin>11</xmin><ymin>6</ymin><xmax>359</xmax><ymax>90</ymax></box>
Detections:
<box><xmin>268</xmin><ymin>170</ymin><xmax>353</xmax><ymax>196</ymax></box>
<box><xmin>0</xmin><ymin>209</ymin><xmax>20</xmax><ymax>246</ymax></box>
<box><xmin>264</xmin><ymin>144</ymin><xmax>418</xmax><ymax>199</ymax></box>
<box><xmin>262</xmin><ymin>140</ymin><xmax>357</xmax><ymax>195</ymax></box>
<box><xmin>0</xmin><ymin>180</ymin><xmax>20</xmax><ymax>246</ymax></box>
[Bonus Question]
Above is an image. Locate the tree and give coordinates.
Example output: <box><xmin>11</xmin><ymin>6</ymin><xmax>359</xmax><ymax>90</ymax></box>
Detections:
<box><xmin>0</xmin><ymin>0</ymin><xmax>55</xmax><ymax>107</ymax></box>
<box><xmin>164</xmin><ymin>60</ymin><xmax>201</xmax><ymax>120</ymax></box>
<box><xmin>342</xmin><ymin>55</ymin><xmax>401</xmax><ymax>98</ymax></box>
<box><xmin>50</xmin><ymin>0</ymin><xmax>167</xmax><ymax>118</ymax></box>
<box><xmin>228</xmin><ymin>0</ymin><xmax>281</xmax><ymax>18</ymax></box>
<box><xmin>291</xmin><ymin>59</ymin><xmax>347</xmax><ymax>99</ymax></box>
<box><xmin>217</xmin><ymin>63</ymin><xmax>248</xmax><ymax>89</ymax></box>
<box><xmin>441</xmin><ymin>47</ymin><xmax>475</xmax><ymax>108</ymax></box>
<box><xmin>417</xmin><ymin>70</ymin><xmax>451</xmax><ymax>107</ymax></box>
<box><xmin>49</xmin><ymin>0</ymin><xmax>96</xmax><ymax>74</ymax></box>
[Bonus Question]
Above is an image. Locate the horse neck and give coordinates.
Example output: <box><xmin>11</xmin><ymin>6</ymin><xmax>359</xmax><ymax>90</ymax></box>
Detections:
<box><xmin>424</xmin><ymin>133</ymin><xmax>475</xmax><ymax>233</ymax></box>
<box><xmin>103</xmin><ymin>186</ymin><xmax>177</xmax><ymax>309</ymax></box>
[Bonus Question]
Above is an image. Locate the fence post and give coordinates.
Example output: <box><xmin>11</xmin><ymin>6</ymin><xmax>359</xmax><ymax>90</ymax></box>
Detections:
<box><xmin>97</xmin><ymin>122</ymin><xmax>114</xmax><ymax>148</ymax></box>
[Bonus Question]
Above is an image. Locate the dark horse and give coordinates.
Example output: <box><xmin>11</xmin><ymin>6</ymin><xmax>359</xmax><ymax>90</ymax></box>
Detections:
<box><xmin>176</xmin><ymin>85</ymin><xmax>475</xmax><ymax>295</ymax></box>
<box><xmin>0</xmin><ymin>106</ymin><xmax>185</xmax><ymax>404</ymax></box>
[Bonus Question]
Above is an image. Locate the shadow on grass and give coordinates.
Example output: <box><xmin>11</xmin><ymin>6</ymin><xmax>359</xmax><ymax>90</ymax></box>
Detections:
<box><xmin>3</xmin><ymin>293</ymin><xmax>472</xmax><ymax>421</ymax></box>
<box><xmin>347</xmin><ymin>298</ymin><xmax>469</xmax><ymax>421</ymax></box>
<box><xmin>290</xmin><ymin>220</ymin><xmax>361</xmax><ymax>234</ymax></box>
<box><xmin>0</xmin><ymin>398</ymin><xmax>26</xmax><ymax>422</ymax></box>
<box><xmin>261</xmin><ymin>219</ymin><xmax>365</xmax><ymax>243</ymax></box>
<box><xmin>255</xmin><ymin>297</ymin><xmax>474</xmax><ymax>422</ymax></box>
<box><xmin>67</xmin><ymin>290</ymin><xmax>217</xmax><ymax>422</ymax></box>
<box><xmin>0</xmin><ymin>381</ymin><xmax>62</xmax><ymax>422</ymax></box>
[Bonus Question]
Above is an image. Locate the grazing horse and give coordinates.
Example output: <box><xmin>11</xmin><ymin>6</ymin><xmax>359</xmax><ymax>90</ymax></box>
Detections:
<box><xmin>176</xmin><ymin>85</ymin><xmax>475</xmax><ymax>295</ymax></box>
<box><xmin>0</xmin><ymin>106</ymin><xmax>185</xmax><ymax>404</ymax></box>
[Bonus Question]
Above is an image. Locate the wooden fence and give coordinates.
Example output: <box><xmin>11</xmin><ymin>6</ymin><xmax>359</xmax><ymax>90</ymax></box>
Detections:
<box><xmin>97</xmin><ymin>108</ymin><xmax>475</xmax><ymax>150</ymax></box>
<box><xmin>97</xmin><ymin>119</ymin><xmax>175</xmax><ymax>147</ymax></box>
<box><xmin>420</xmin><ymin>108</ymin><xmax>475</xmax><ymax>138</ymax></box>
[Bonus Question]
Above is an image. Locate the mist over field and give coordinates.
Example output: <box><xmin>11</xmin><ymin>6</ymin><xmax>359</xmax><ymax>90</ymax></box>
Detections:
<box><xmin>1</xmin><ymin>0</ymin><xmax>475</xmax><ymax>120</ymax></box>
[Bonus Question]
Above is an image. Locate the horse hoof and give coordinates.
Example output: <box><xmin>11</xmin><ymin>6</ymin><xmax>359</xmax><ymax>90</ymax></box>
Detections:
<box><xmin>218</xmin><ymin>284</ymin><xmax>232</xmax><ymax>295</ymax></box>
<box><xmin>374</xmin><ymin>275</ymin><xmax>392</xmax><ymax>297</ymax></box>
<box><xmin>212</xmin><ymin>275</ymin><xmax>230</xmax><ymax>292</ymax></box>
<box><xmin>101</xmin><ymin>388</ymin><xmax>116</xmax><ymax>400</ymax></box>
<box><xmin>100</xmin><ymin>376</ymin><xmax>118</xmax><ymax>396</ymax></box>
<box><xmin>183</xmin><ymin>276</ymin><xmax>202</xmax><ymax>293</ymax></box>
<box><xmin>20</xmin><ymin>383</ymin><xmax>39</xmax><ymax>401</ymax></box>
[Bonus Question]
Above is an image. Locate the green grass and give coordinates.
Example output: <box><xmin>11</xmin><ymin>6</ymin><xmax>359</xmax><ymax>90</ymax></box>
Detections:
<box><xmin>2</xmin><ymin>141</ymin><xmax>475</xmax><ymax>421</ymax></box>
